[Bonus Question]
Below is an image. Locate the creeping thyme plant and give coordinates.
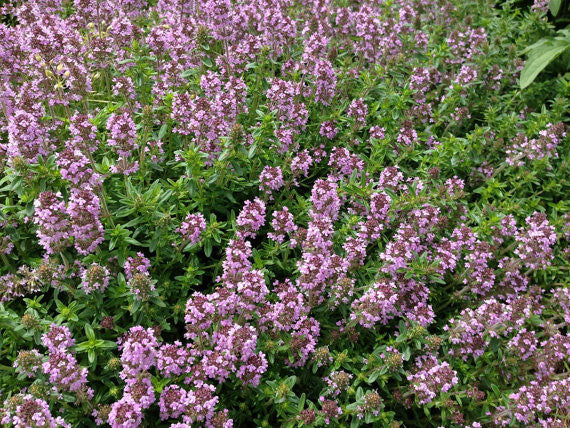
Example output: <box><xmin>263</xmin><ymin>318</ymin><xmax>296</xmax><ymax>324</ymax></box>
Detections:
<box><xmin>0</xmin><ymin>0</ymin><xmax>569</xmax><ymax>426</ymax></box>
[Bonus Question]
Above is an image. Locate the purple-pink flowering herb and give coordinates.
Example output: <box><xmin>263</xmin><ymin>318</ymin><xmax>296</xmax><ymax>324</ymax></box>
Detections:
<box><xmin>407</xmin><ymin>354</ymin><xmax>458</xmax><ymax>405</ymax></box>
<box><xmin>67</xmin><ymin>189</ymin><xmax>105</xmax><ymax>255</ymax></box>
<box><xmin>56</xmin><ymin>148</ymin><xmax>101</xmax><ymax>189</ymax></box>
<box><xmin>347</xmin><ymin>98</ymin><xmax>367</xmax><ymax>127</ymax></box>
<box><xmin>310</xmin><ymin>178</ymin><xmax>340</xmax><ymax>221</ymax></box>
<box><xmin>108</xmin><ymin>395</ymin><xmax>144</xmax><ymax>428</ymax></box>
<box><xmin>13</xmin><ymin>349</ymin><xmax>43</xmax><ymax>378</ymax></box>
<box><xmin>514</xmin><ymin>212</ymin><xmax>556</xmax><ymax>270</ymax></box>
<box><xmin>118</xmin><ymin>326</ymin><xmax>159</xmax><ymax>379</ymax></box>
<box><xmin>259</xmin><ymin>166</ymin><xmax>284</xmax><ymax>197</ymax></box>
<box><xmin>1</xmin><ymin>394</ymin><xmax>70</xmax><ymax>428</ymax></box>
<box><xmin>177</xmin><ymin>213</ymin><xmax>207</xmax><ymax>245</ymax></box>
<box><xmin>124</xmin><ymin>252</ymin><xmax>151</xmax><ymax>280</ymax></box>
<box><xmin>356</xmin><ymin>390</ymin><xmax>383</xmax><ymax>419</ymax></box>
<box><xmin>124</xmin><ymin>373</ymin><xmax>155</xmax><ymax>409</ymax></box>
<box><xmin>268</xmin><ymin>206</ymin><xmax>297</xmax><ymax>244</ymax></box>
<box><xmin>319</xmin><ymin>121</ymin><xmax>338</xmax><ymax>139</ymax></box>
<box><xmin>319</xmin><ymin>396</ymin><xmax>342</xmax><ymax>425</ymax></box>
<box><xmin>106</xmin><ymin>110</ymin><xmax>138</xmax><ymax>159</ymax></box>
<box><xmin>41</xmin><ymin>324</ymin><xmax>75</xmax><ymax>353</ymax></box>
<box><xmin>41</xmin><ymin>350</ymin><xmax>89</xmax><ymax>394</ymax></box>
<box><xmin>80</xmin><ymin>263</ymin><xmax>110</xmax><ymax>294</ymax></box>
<box><xmin>323</xmin><ymin>370</ymin><xmax>352</xmax><ymax>397</ymax></box>
<box><xmin>236</xmin><ymin>197</ymin><xmax>266</xmax><ymax>239</ymax></box>
<box><xmin>33</xmin><ymin>191</ymin><xmax>71</xmax><ymax>255</ymax></box>
<box><xmin>291</xmin><ymin>150</ymin><xmax>313</xmax><ymax>179</ymax></box>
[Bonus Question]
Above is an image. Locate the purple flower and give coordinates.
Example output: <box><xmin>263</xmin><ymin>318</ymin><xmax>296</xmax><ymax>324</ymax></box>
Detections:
<box><xmin>106</xmin><ymin>110</ymin><xmax>138</xmax><ymax>159</ymax></box>
<box><xmin>177</xmin><ymin>213</ymin><xmax>207</xmax><ymax>245</ymax></box>
<box><xmin>1</xmin><ymin>394</ymin><xmax>70</xmax><ymax>428</ymax></box>
<box><xmin>80</xmin><ymin>263</ymin><xmax>110</xmax><ymax>294</ymax></box>
<box><xmin>407</xmin><ymin>354</ymin><xmax>458</xmax><ymax>405</ymax></box>
<box><xmin>268</xmin><ymin>207</ymin><xmax>297</xmax><ymax>244</ymax></box>
<box><xmin>514</xmin><ymin>212</ymin><xmax>556</xmax><ymax>270</ymax></box>
<box><xmin>42</xmin><ymin>324</ymin><xmax>75</xmax><ymax>352</ymax></box>
<box><xmin>68</xmin><ymin>113</ymin><xmax>98</xmax><ymax>154</ymax></box>
<box><xmin>33</xmin><ymin>191</ymin><xmax>71</xmax><ymax>254</ymax></box>
<box><xmin>42</xmin><ymin>350</ymin><xmax>89</xmax><ymax>393</ymax></box>
<box><xmin>6</xmin><ymin>109</ymin><xmax>50</xmax><ymax>162</ymax></box>
<box><xmin>236</xmin><ymin>198</ymin><xmax>266</xmax><ymax>239</ymax></box>
<box><xmin>350</xmin><ymin>280</ymin><xmax>398</xmax><ymax>328</ymax></box>
<box><xmin>67</xmin><ymin>189</ymin><xmax>104</xmax><ymax>255</ymax></box>
<box><xmin>108</xmin><ymin>395</ymin><xmax>143</xmax><ymax>428</ymax></box>
<box><xmin>347</xmin><ymin>98</ymin><xmax>367</xmax><ymax>127</ymax></box>
<box><xmin>324</xmin><ymin>370</ymin><xmax>352</xmax><ymax>397</ymax></box>
<box><xmin>310</xmin><ymin>179</ymin><xmax>340</xmax><ymax>221</ymax></box>
<box><xmin>259</xmin><ymin>166</ymin><xmax>284</xmax><ymax>196</ymax></box>
<box><xmin>319</xmin><ymin>121</ymin><xmax>338</xmax><ymax>139</ymax></box>
<box><xmin>118</xmin><ymin>326</ymin><xmax>159</xmax><ymax>379</ymax></box>
<box><xmin>159</xmin><ymin>385</ymin><xmax>188</xmax><ymax>420</ymax></box>
<box><xmin>291</xmin><ymin>150</ymin><xmax>313</xmax><ymax>178</ymax></box>
<box><xmin>56</xmin><ymin>148</ymin><xmax>101</xmax><ymax>189</ymax></box>
<box><xmin>13</xmin><ymin>349</ymin><xmax>43</xmax><ymax>378</ymax></box>
<box><xmin>157</xmin><ymin>342</ymin><xmax>192</xmax><ymax>378</ymax></box>
<box><xmin>124</xmin><ymin>253</ymin><xmax>151</xmax><ymax>280</ymax></box>
<box><xmin>124</xmin><ymin>373</ymin><xmax>155</xmax><ymax>409</ymax></box>
<box><xmin>319</xmin><ymin>396</ymin><xmax>342</xmax><ymax>425</ymax></box>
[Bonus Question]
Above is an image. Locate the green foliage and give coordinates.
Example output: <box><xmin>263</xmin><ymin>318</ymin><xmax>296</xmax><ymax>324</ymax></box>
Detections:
<box><xmin>520</xmin><ymin>27</ymin><xmax>570</xmax><ymax>88</ymax></box>
<box><xmin>0</xmin><ymin>0</ymin><xmax>569</xmax><ymax>427</ymax></box>
<box><xmin>520</xmin><ymin>0</ymin><xmax>570</xmax><ymax>88</ymax></box>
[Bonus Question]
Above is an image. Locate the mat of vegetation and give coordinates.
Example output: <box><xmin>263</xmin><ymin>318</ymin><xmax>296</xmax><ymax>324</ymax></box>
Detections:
<box><xmin>0</xmin><ymin>0</ymin><xmax>568</xmax><ymax>426</ymax></box>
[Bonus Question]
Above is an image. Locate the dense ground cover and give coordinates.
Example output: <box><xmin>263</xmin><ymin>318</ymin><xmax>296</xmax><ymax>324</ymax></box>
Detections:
<box><xmin>0</xmin><ymin>0</ymin><xmax>569</xmax><ymax>426</ymax></box>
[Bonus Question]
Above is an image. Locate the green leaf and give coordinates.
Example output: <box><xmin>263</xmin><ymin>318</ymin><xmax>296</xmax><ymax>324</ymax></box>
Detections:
<box><xmin>124</xmin><ymin>237</ymin><xmax>143</xmax><ymax>246</ymax></box>
<box><xmin>202</xmin><ymin>56</ymin><xmax>213</xmax><ymax>68</ymax></box>
<box><xmin>204</xmin><ymin>239</ymin><xmax>212</xmax><ymax>257</ymax></box>
<box><xmin>55</xmin><ymin>299</ymin><xmax>65</xmax><ymax>312</ymax></box>
<box><xmin>109</xmin><ymin>237</ymin><xmax>117</xmax><ymax>251</ymax></box>
<box><xmin>97</xmin><ymin>340</ymin><xmax>117</xmax><ymax>350</ymax></box>
<box><xmin>151</xmin><ymin>297</ymin><xmax>166</xmax><ymax>308</ymax></box>
<box><xmin>224</xmin><ymin>191</ymin><xmax>237</xmax><ymax>203</ymax></box>
<box><xmin>74</xmin><ymin>341</ymin><xmax>91</xmax><ymax>352</ymax></box>
<box><xmin>284</xmin><ymin>376</ymin><xmax>297</xmax><ymax>389</ymax></box>
<box><xmin>351</xmin><ymin>416</ymin><xmax>360</xmax><ymax>428</ymax></box>
<box><xmin>367</xmin><ymin>371</ymin><xmax>379</xmax><ymax>384</ymax></box>
<box><xmin>117</xmin><ymin>273</ymin><xmax>127</xmax><ymax>288</ymax></box>
<box><xmin>84</xmin><ymin>324</ymin><xmax>95</xmax><ymax>341</ymax></box>
<box><xmin>520</xmin><ymin>38</ymin><xmax>570</xmax><ymax>89</ymax></box>
<box><xmin>131</xmin><ymin>299</ymin><xmax>142</xmax><ymax>314</ymax></box>
<box><xmin>158</xmin><ymin>123</ymin><xmax>168</xmax><ymax>140</ymax></box>
<box><xmin>345</xmin><ymin>403</ymin><xmax>359</xmax><ymax>411</ymax></box>
<box><xmin>550</xmin><ymin>0</ymin><xmax>562</xmax><ymax>16</ymax></box>
<box><xmin>218</xmin><ymin>149</ymin><xmax>231</xmax><ymax>161</ymax></box>
<box><xmin>248</xmin><ymin>143</ymin><xmax>258</xmax><ymax>159</ymax></box>
<box><xmin>298</xmin><ymin>393</ymin><xmax>305</xmax><ymax>411</ymax></box>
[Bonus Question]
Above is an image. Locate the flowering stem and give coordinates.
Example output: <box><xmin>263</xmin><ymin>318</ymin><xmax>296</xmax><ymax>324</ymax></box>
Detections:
<box><xmin>99</xmin><ymin>188</ymin><xmax>115</xmax><ymax>229</ymax></box>
<box><xmin>490</xmin><ymin>153</ymin><xmax>524</xmax><ymax>179</ymax></box>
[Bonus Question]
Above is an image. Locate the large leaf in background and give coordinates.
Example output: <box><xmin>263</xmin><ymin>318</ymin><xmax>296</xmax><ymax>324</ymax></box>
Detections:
<box><xmin>520</xmin><ymin>36</ymin><xmax>570</xmax><ymax>88</ymax></box>
<box><xmin>550</xmin><ymin>0</ymin><xmax>562</xmax><ymax>16</ymax></box>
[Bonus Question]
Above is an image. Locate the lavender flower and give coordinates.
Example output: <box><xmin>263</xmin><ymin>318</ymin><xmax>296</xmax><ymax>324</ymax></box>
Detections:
<box><xmin>177</xmin><ymin>213</ymin><xmax>207</xmax><ymax>245</ymax></box>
